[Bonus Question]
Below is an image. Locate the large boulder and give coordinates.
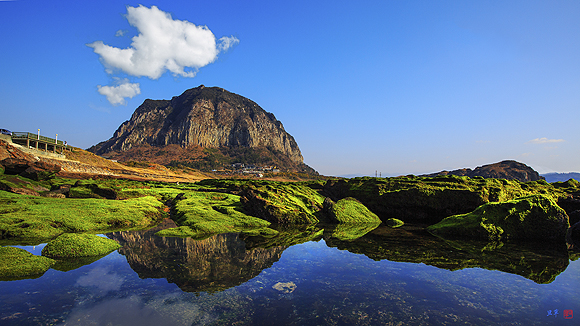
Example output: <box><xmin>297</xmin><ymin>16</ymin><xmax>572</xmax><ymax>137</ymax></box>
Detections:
<box><xmin>427</xmin><ymin>195</ymin><xmax>570</xmax><ymax>243</ymax></box>
<box><xmin>323</xmin><ymin>197</ymin><xmax>382</xmax><ymax>224</ymax></box>
<box><xmin>239</xmin><ymin>183</ymin><xmax>323</xmax><ymax>224</ymax></box>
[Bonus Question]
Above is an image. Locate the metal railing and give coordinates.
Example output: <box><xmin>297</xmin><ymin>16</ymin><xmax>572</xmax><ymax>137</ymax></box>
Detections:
<box><xmin>11</xmin><ymin>132</ymin><xmax>73</xmax><ymax>150</ymax></box>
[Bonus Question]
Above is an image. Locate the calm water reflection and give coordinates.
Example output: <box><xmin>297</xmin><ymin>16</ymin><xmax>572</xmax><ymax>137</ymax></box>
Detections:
<box><xmin>1</xmin><ymin>223</ymin><xmax>579</xmax><ymax>325</ymax></box>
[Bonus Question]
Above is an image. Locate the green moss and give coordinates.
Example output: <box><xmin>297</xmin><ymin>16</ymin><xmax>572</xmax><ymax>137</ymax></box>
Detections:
<box><xmin>385</xmin><ymin>218</ymin><xmax>404</xmax><ymax>228</ymax></box>
<box><xmin>0</xmin><ymin>191</ymin><xmax>165</xmax><ymax>241</ymax></box>
<box><xmin>323</xmin><ymin>175</ymin><xmax>567</xmax><ymax>224</ymax></box>
<box><xmin>68</xmin><ymin>186</ymin><xmax>102</xmax><ymax>198</ymax></box>
<box><xmin>330</xmin><ymin>197</ymin><xmax>381</xmax><ymax>224</ymax></box>
<box><xmin>240</xmin><ymin>227</ymin><xmax>279</xmax><ymax>237</ymax></box>
<box><xmin>239</xmin><ymin>181</ymin><xmax>325</xmax><ymax>224</ymax></box>
<box><xmin>240</xmin><ymin>224</ymin><xmax>324</xmax><ymax>249</ymax></box>
<box><xmin>427</xmin><ymin>194</ymin><xmax>570</xmax><ymax>243</ymax></box>
<box><xmin>156</xmin><ymin>191</ymin><xmax>271</xmax><ymax>238</ymax></box>
<box><xmin>0</xmin><ymin>246</ymin><xmax>55</xmax><ymax>280</ymax></box>
<box><xmin>329</xmin><ymin>222</ymin><xmax>380</xmax><ymax>241</ymax></box>
<box><xmin>41</xmin><ymin>233</ymin><xmax>121</xmax><ymax>258</ymax></box>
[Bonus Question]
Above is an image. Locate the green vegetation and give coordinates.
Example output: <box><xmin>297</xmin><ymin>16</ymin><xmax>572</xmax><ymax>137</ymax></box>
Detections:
<box><xmin>329</xmin><ymin>197</ymin><xmax>382</xmax><ymax>224</ymax></box>
<box><xmin>1</xmin><ymin>172</ymin><xmax>578</xmax><ymax>255</ymax></box>
<box><xmin>237</xmin><ymin>180</ymin><xmax>326</xmax><ymax>224</ymax></box>
<box><xmin>0</xmin><ymin>191</ymin><xmax>165</xmax><ymax>242</ymax></box>
<box><xmin>0</xmin><ymin>246</ymin><xmax>55</xmax><ymax>280</ymax></box>
<box><xmin>323</xmin><ymin>175</ymin><xmax>572</xmax><ymax>223</ymax></box>
<box><xmin>156</xmin><ymin>191</ymin><xmax>273</xmax><ymax>239</ymax></box>
<box><xmin>427</xmin><ymin>195</ymin><xmax>570</xmax><ymax>243</ymax></box>
<box><xmin>41</xmin><ymin>233</ymin><xmax>121</xmax><ymax>258</ymax></box>
<box><xmin>329</xmin><ymin>222</ymin><xmax>380</xmax><ymax>241</ymax></box>
<box><xmin>241</xmin><ymin>224</ymin><xmax>324</xmax><ymax>249</ymax></box>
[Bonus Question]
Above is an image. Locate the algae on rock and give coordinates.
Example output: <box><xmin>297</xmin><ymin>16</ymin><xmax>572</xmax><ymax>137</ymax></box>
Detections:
<box><xmin>325</xmin><ymin>197</ymin><xmax>382</xmax><ymax>224</ymax></box>
<box><xmin>156</xmin><ymin>191</ymin><xmax>273</xmax><ymax>239</ymax></box>
<box><xmin>427</xmin><ymin>194</ymin><xmax>570</xmax><ymax>243</ymax></box>
<box><xmin>239</xmin><ymin>181</ymin><xmax>325</xmax><ymax>224</ymax></box>
<box><xmin>0</xmin><ymin>246</ymin><xmax>55</xmax><ymax>280</ymax></box>
<box><xmin>41</xmin><ymin>233</ymin><xmax>121</xmax><ymax>258</ymax></box>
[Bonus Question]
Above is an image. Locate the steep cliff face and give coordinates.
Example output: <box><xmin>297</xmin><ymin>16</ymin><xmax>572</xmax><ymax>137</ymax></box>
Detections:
<box><xmin>421</xmin><ymin>160</ymin><xmax>544</xmax><ymax>182</ymax></box>
<box><xmin>91</xmin><ymin>85</ymin><xmax>304</xmax><ymax>164</ymax></box>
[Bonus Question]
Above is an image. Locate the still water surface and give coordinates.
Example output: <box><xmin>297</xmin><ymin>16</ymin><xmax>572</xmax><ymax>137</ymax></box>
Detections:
<box><xmin>1</xmin><ymin>223</ymin><xmax>578</xmax><ymax>325</ymax></box>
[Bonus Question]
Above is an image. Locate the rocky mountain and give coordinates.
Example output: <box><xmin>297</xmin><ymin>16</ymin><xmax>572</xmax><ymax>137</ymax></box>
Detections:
<box><xmin>421</xmin><ymin>160</ymin><xmax>544</xmax><ymax>182</ymax></box>
<box><xmin>89</xmin><ymin>85</ymin><xmax>314</xmax><ymax>173</ymax></box>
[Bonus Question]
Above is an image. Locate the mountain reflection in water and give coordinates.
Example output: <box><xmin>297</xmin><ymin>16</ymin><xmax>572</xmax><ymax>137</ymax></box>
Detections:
<box><xmin>111</xmin><ymin>221</ymin><xmax>571</xmax><ymax>289</ymax></box>
<box><xmin>1</xmin><ymin>222</ymin><xmax>578</xmax><ymax>325</ymax></box>
<box><xmin>108</xmin><ymin>220</ymin><xmax>288</xmax><ymax>293</ymax></box>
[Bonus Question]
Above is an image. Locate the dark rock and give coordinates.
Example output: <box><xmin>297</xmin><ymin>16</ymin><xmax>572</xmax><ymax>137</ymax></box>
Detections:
<box><xmin>557</xmin><ymin>194</ymin><xmax>580</xmax><ymax>222</ymax></box>
<box><xmin>569</xmin><ymin>210</ymin><xmax>580</xmax><ymax>227</ymax></box>
<box><xmin>1</xmin><ymin>158</ymin><xmax>31</xmax><ymax>175</ymax></box>
<box><xmin>567</xmin><ymin>222</ymin><xmax>580</xmax><ymax>248</ymax></box>
<box><xmin>322</xmin><ymin>197</ymin><xmax>336</xmax><ymax>219</ymax></box>
<box><xmin>20</xmin><ymin>162</ymin><xmax>61</xmax><ymax>181</ymax></box>
<box><xmin>0</xmin><ymin>158</ymin><xmax>61</xmax><ymax>181</ymax></box>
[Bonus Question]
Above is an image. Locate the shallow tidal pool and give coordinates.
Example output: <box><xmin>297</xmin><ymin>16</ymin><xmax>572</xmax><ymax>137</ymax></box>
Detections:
<box><xmin>1</xmin><ymin>225</ymin><xmax>579</xmax><ymax>325</ymax></box>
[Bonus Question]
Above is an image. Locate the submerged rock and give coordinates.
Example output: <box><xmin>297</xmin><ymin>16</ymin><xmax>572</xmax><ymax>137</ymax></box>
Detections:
<box><xmin>427</xmin><ymin>195</ymin><xmax>569</xmax><ymax>243</ymax></box>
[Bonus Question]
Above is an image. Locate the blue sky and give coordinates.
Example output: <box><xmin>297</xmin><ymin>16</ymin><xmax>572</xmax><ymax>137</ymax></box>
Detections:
<box><xmin>1</xmin><ymin>0</ymin><xmax>579</xmax><ymax>176</ymax></box>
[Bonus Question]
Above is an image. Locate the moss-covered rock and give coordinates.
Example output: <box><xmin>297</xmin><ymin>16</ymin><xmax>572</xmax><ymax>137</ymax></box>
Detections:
<box><xmin>41</xmin><ymin>233</ymin><xmax>121</xmax><ymax>258</ymax></box>
<box><xmin>156</xmin><ymin>191</ymin><xmax>271</xmax><ymax>239</ymax></box>
<box><xmin>327</xmin><ymin>197</ymin><xmax>382</xmax><ymax>224</ymax></box>
<box><xmin>239</xmin><ymin>181</ymin><xmax>324</xmax><ymax>224</ymax></box>
<box><xmin>0</xmin><ymin>246</ymin><xmax>55</xmax><ymax>279</ymax></box>
<box><xmin>322</xmin><ymin>176</ymin><xmax>563</xmax><ymax>224</ymax></box>
<box><xmin>0</xmin><ymin>192</ymin><xmax>164</xmax><ymax>241</ymax></box>
<box><xmin>427</xmin><ymin>195</ymin><xmax>570</xmax><ymax>243</ymax></box>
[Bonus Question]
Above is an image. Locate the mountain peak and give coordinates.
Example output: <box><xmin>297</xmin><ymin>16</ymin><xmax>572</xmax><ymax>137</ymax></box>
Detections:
<box><xmin>89</xmin><ymin>86</ymin><xmax>310</xmax><ymax>172</ymax></box>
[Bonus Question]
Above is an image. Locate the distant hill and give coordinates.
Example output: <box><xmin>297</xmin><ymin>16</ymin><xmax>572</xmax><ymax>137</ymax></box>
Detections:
<box><xmin>541</xmin><ymin>172</ymin><xmax>580</xmax><ymax>183</ymax></box>
<box><xmin>420</xmin><ymin>160</ymin><xmax>544</xmax><ymax>182</ymax></box>
<box><xmin>89</xmin><ymin>85</ymin><xmax>316</xmax><ymax>174</ymax></box>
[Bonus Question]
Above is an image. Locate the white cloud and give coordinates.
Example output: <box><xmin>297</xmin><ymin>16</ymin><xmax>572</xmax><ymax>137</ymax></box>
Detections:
<box><xmin>97</xmin><ymin>79</ymin><xmax>141</xmax><ymax>106</ymax></box>
<box><xmin>115</xmin><ymin>29</ymin><xmax>127</xmax><ymax>37</ymax></box>
<box><xmin>527</xmin><ymin>138</ymin><xmax>565</xmax><ymax>144</ymax></box>
<box><xmin>87</xmin><ymin>5</ymin><xmax>238</xmax><ymax>79</ymax></box>
<box><xmin>218</xmin><ymin>36</ymin><xmax>240</xmax><ymax>52</ymax></box>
